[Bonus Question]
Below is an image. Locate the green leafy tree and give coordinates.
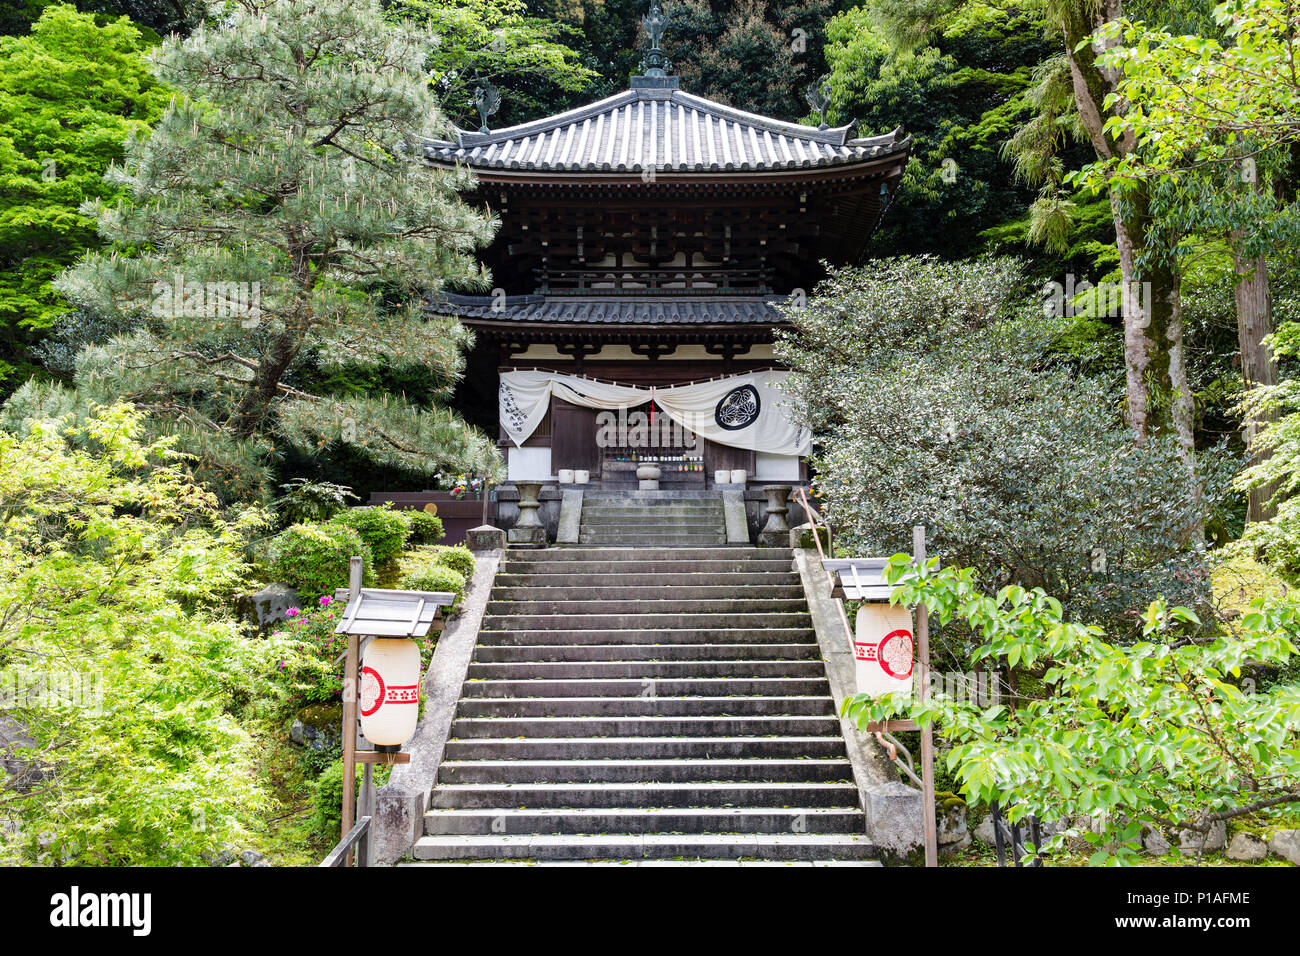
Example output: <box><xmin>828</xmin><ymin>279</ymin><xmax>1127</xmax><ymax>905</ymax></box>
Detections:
<box><xmin>391</xmin><ymin>0</ymin><xmax>596</xmax><ymax>129</ymax></box>
<box><xmin>42</xmin><ymin>0</ymin><xmax>501</xmax><ymax>502</ymax></box>
<box><xmin>0</xmin><ymin>404</ymin><xmax>311</xmax><ymax>865</ymax></box>
<box><xmin>1</xmin><ymin>1</ymin><xmax>202</xmax><ymax>39</ymax></box>
<box><xmin>658</xmin><ymin>0</ymin><xmax>832</xmax><ymax>119</ymax></box>
<box><xmin>1076</xmin><ymin>2</ymin><xmax>1300</xmax><ymax>522</ymax></box>
<box><xmin>864</xmin><ymin>0</ymin><xmax>1205</xmax><ymax>466</ymax></box>
<box><xmin>0</xmin><ymin>5</ymin><xmax>167</xmax><ymax>391</ymax></box>
<box><xmin>843</xmin><ymin>556</ymin><xmax>1300</xmax><ymax>865</ymax></box>
<box><xmin>776</xmin><ymin>256</ymin><xmax>1227</xmax><ymax>635</ymax></box>
<box><xmin>818</xmin><ymin>2</ymin><xmax>1060</xmax><ymax>260</ymax></box>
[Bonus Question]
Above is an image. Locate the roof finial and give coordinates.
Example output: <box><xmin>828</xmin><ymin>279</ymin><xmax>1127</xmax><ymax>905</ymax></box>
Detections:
<box><xmin>640</xmin><ymin>2</ymin><xmax>671</xmax><ymax>78</ymax></box>
<box><xmin>473</xmin><ymin>81</ymin><xmax>501</xmax><ymax>133</ymax></box>
<box><xmin>805</xmin><ymin>75</ymin><xmax>832</xmax><ymax>131</ymax></box>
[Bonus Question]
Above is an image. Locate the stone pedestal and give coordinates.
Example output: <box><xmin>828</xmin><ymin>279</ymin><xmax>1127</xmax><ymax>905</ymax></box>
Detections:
<box><xmin>506</xmin><ymin>482</ymin><xmax>547</xmax><ymax>548</ymax></box>
<box><xmin>465</xmin><ymin>524</ymin><xmax>505</xmax><ymax>552</ymax></box>
<box><xmin>759</xmin><ymin>485</ymin><xmax>792</xmax><ymax>547</ymax></box>
<box><xmin>636</xmin><ymin>463</ymin><xmax>661</xmax><ymax>491</ymax></box>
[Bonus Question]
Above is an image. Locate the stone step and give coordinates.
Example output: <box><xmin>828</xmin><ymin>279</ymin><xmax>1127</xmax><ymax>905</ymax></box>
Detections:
<box><xmin>476</xmin><ymin>627</ymin><xmax>817</xmax><ymax>646</ymax></box>
<box><xmin>464</xmin><ymin>659</ymin><xmax>826</xmax><ymax>680</ymax></box>
<box><xmin>410</xmin><ymin>832</ymin><xmax>876</xmax><ymax>861</ymax></box>
<box><xmin>484</xmin><ymin>598</ymin><xmax>809</xmax><ymax>616</ymax></box>
<box><xmin>473</xmin><ymin>642</ymin><xmax>820</xmax><ymax>663</ymax></box>
<box><xmin>423</xmin><ymin>806</ymin><xmax>863</xmax><ymax>835</ymax></box>
<box><xmin>581</xmin><ymin>512</ymin><xmax>722</xmax><ymax>524</ymax></box>
<box><xmin>491</xmin><ymin>585</ymin><xmax>805</xmax><ymax>602</ymax></box>
<box><xmin>579</xmin><ymin>520</ymin><xmax>722</xmax><ymax>528</ymax></box>
<box><xmin>581</xmin><ymin>491</ymin><xmax>723</xmax><ymax>501</ymax></box>
<box><xmin>580</xmin><ymin>514</ymin><xmax>722</xmax><ymax>525</ymax></box>
<box><xmin>442</xmin><ymin>736</ymin><xmax>849</xmax><ymax>761</ymax></box>
<box><xmin>504</xmin><ymin>561</ymin><xmax>790</xmax><ymax>574</ymax></box>
<box><xmin>429</xmin><ymin>781</ymin><xmax>859</xmax><ymax>809</ymax></box>
<box><xmin>449</xmin><ymin>715</ymin><xmax>841</xmax><ymax>737</ymax></box>
<box><xmin>459</xmin><ymin>677</ymin><xmax>830</xmax><ymax>698</ymax></box>
<box><xmin>576</xmin><ymin>534</ymin><xmax>726</xmax><ymax>546</ymax></box>
<box><xmin>454</xmin><ymin>695</ymin><xmax>836</xmax><ymax>718</ymax></box>
<box><xmin>494</xmin><ymin>572</ymin><xmax>803</xmax><ymax>588</ymax></box>
<box><xmin>508</xmin><ymin>547</ymin><xmax>787</xmax><ymax>562</ymax></box>
<box><xmin>486</xmin><ymin>612</ymin><xmax>812</xmax><ymax>631</ymax></box>
<box><xmin>503</xmin><ymin>561</ymin><xmax>793</xmax><ymax>577</ymax></box>
<box><xmin>401</xmin><ymin>859</ymin><xmax>881</xmax><ymax>867</ymax></box>
<box><xmin>437</xmin><ymin>758</ymin><xmax>855</xmax><ymax>784</ymax></box>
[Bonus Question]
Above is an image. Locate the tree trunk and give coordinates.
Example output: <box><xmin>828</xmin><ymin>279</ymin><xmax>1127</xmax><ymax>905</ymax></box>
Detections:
<box><xmin>1231</xmin><ymin>237</ymin><xmax>1277</xmax><ymax>521</ymax></box>
<box><xmin>1063</xmin><ymin>1</ymin><xmax>1201</xmax><ymax>511</ymax></box>
<box><xmin>230</xmin><ymin>328</ymin><xmax>303</xmax><ymax>438</ymax></box>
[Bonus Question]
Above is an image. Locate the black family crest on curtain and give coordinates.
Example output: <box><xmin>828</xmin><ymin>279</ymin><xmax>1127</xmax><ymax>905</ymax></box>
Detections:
<box><xmin>714</xmin><ymin>384</ymin><xmax>761</xmax><ymax>431</ymax></box>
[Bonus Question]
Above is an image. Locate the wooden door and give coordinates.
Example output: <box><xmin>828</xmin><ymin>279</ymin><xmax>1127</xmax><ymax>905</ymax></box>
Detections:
<box><xmin>550</xmin><ymin>398</ymin><xmax>599</xmax><ymax>473</ymax></box>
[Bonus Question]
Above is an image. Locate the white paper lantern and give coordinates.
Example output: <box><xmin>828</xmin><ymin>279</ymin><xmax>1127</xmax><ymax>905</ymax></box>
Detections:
<box><xmin>715</xmin><ymin>469</ymin><xmax>731</xmax><ymax>485</ymax></box>
<box><xmin>729</xmin><ymin>469</ymin><xmax>747</xmax><ymax>485</ymax></box>
<box><xmin>557</xmin><ymin>469</ymin><xmax>575</xmax><ymax>484</ymax></box>
<box><xmin>358</xmin><ymin>638</ymin><xmax>421</xmax><ymax>746</ymax></box>
<box><xmin>574</xmin><ymin>469</ymin><xmax>590</xmax><ymax>484</ymax></box>
<box><xmin>853</xmin><ymin>604</ymin><xmax>915</xmax><ymax>699</ymax></box>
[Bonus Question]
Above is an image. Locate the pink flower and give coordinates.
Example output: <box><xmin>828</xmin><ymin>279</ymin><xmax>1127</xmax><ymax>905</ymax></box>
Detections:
<box><xmin>286</xmin><ymin>607</ymin><xmax>299</xmax><ymax>617</ymax></box>
<box><xmin>320</xmin><ymin>595</ymin><xmax>332</xmax><ymax>606</ymax></box>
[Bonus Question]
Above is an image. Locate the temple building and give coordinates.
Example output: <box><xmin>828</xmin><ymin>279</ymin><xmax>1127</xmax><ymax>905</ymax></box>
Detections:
<box><xmin>425</xmin><ymin>10</ymin><xmax>911</xmax><ymax>494</ymax></box>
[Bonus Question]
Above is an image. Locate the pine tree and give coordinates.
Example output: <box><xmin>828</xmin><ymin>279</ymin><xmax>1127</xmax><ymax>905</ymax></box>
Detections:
<box><xmin>43</xmin><ymin>0</ymin><xmax>501</xmax><ymax>501</ymax></box>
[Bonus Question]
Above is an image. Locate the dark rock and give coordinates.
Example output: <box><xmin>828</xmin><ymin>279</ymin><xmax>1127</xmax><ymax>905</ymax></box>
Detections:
<box><xmin>240</xmin><ymin>849</ymin><xmax>263</xmax><ymax>865</ymax></box>
<box><xmin>293</xmin><ymin>703</ymin><xmax>342</xmax><ymax>752</ymax></box>
<box><xmin>236</xmin><ymin>583</ymin><xmax>301</xmax><ymax>632</ymax></box>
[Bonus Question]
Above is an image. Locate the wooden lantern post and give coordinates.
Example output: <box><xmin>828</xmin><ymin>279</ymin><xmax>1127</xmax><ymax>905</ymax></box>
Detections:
<box><xmin>913</xmin><ymin>525</ymin><xmax>938</xmax><ymax>868</ymax></box>
<box><xmin>341</xmin><ymin>556</ymin><xmax>363</xmax><ymax>862</ymax></box>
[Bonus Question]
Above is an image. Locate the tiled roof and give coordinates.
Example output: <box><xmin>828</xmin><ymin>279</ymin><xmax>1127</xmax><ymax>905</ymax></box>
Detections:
<box><xmin>424</xmin><ymin>82</ymin><xmax>909</xmax><ymax>174</ymax></box>
<box><xmin>428</xmin><ymin>293</ymin><xmax>786</xmax><ymax>325</ymax></box>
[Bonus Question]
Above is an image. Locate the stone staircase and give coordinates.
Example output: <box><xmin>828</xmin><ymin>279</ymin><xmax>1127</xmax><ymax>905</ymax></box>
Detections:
<box><xmin>577</xmin><ymin>490</ymin><xmax>726</xmax><ymax>547</ymax></box>
<box><xmin>406</xmin><ymin>542</ymin><xmax>877</xmax><ymax>865</ymax></box>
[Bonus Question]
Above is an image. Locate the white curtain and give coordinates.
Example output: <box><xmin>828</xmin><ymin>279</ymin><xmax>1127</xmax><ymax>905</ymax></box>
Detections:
<box><xmin>499</xmin><ymin>369</ymin><xmax>810</xmax><ymax>456</ymax></box>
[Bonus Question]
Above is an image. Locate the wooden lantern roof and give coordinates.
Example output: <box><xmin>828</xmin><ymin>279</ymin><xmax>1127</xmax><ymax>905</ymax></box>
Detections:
<box><xmin>330</xmin><ymin>587</ymin><xmax>455</xmax><ymax>638</ymax></box>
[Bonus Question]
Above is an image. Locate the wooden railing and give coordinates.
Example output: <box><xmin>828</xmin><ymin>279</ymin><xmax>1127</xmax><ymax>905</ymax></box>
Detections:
<box><xmin>320</xmin><ymin>815</ymin><xmax>371</xmax><ymax>868</ymax></box>
<box><xmin>536</xmin><ymin>266</ymin><xmax>771</xmax><ymax>293</ymax></box>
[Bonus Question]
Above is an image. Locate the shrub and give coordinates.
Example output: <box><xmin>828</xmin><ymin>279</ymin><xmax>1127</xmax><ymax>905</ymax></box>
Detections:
<box><xmin>434</xmin><ymin>544</ymin><xmax>476</xmax><ymax>579</ymax></box>
<box><xmin>0</xmin><ymin>404</ymin><xmax>301</xmax><ymax>865</ymax></box>
<box><xmin>329</xmin><ymin>504</ymin><xmax>411</xmax><ymax>568</ymax></box>
<box><xmin>308</xmin><ymin>759</ymin><xmax>359</xmax><ymax>844</ymax></box>
<box><xmin>268</xmin><ymin>522</ymin><xmax>374</xmax><ymax>601</ymax></box>
<box><xmin>273</xmin><ymin>595</ymin><xmax>349</xmax><ymax>703</ymax></box>
<box><xmin>407</xmin><ymin>509</ymin><xmax>445</xmax><ymax>545</ymax></box>
<box><xmin>273</xmin><ymin>478</ymin><xmax>358</xmax><ymax>525</ymax></box>
<box><xmin>400</xmin><ymin>562</ymin><xmax>466</xmax><ymax>609</ymax></box>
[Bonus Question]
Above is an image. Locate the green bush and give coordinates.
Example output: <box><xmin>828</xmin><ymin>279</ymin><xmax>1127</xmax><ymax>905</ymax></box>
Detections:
<box><xmin>400</xmin><ymin>562</ymin><xmax>466</xmax><ymax>609</ymax></box>
<box><xmin>434</xmin><ymin>544</ymin><xmax>476</xmax><ymax>579</ymax></box>
<box><xmin>308</xmin><ymin>759</ymin><xmax>360</xmax><ymax>844</ymax></box>
<box><xmin>329</xmin><ymin>504</ymin><xmax>411</xmax><ymax>567</ymax></box>
<box><xmin>407</xmin><ymin>509</ymin><xmax>445</xmax><ymax>545</ymax></box>
<box><xmin>268</xmin><ymin>522</ymin><xmax>374</xmax><ymax>601</ymax></box>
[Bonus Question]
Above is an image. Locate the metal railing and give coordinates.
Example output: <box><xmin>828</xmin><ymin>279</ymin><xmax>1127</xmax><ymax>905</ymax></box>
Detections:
<box><xmin>989</xmin><ymin>803</ymin><xmax>1043</xmax><ymax>867</ymax></box>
